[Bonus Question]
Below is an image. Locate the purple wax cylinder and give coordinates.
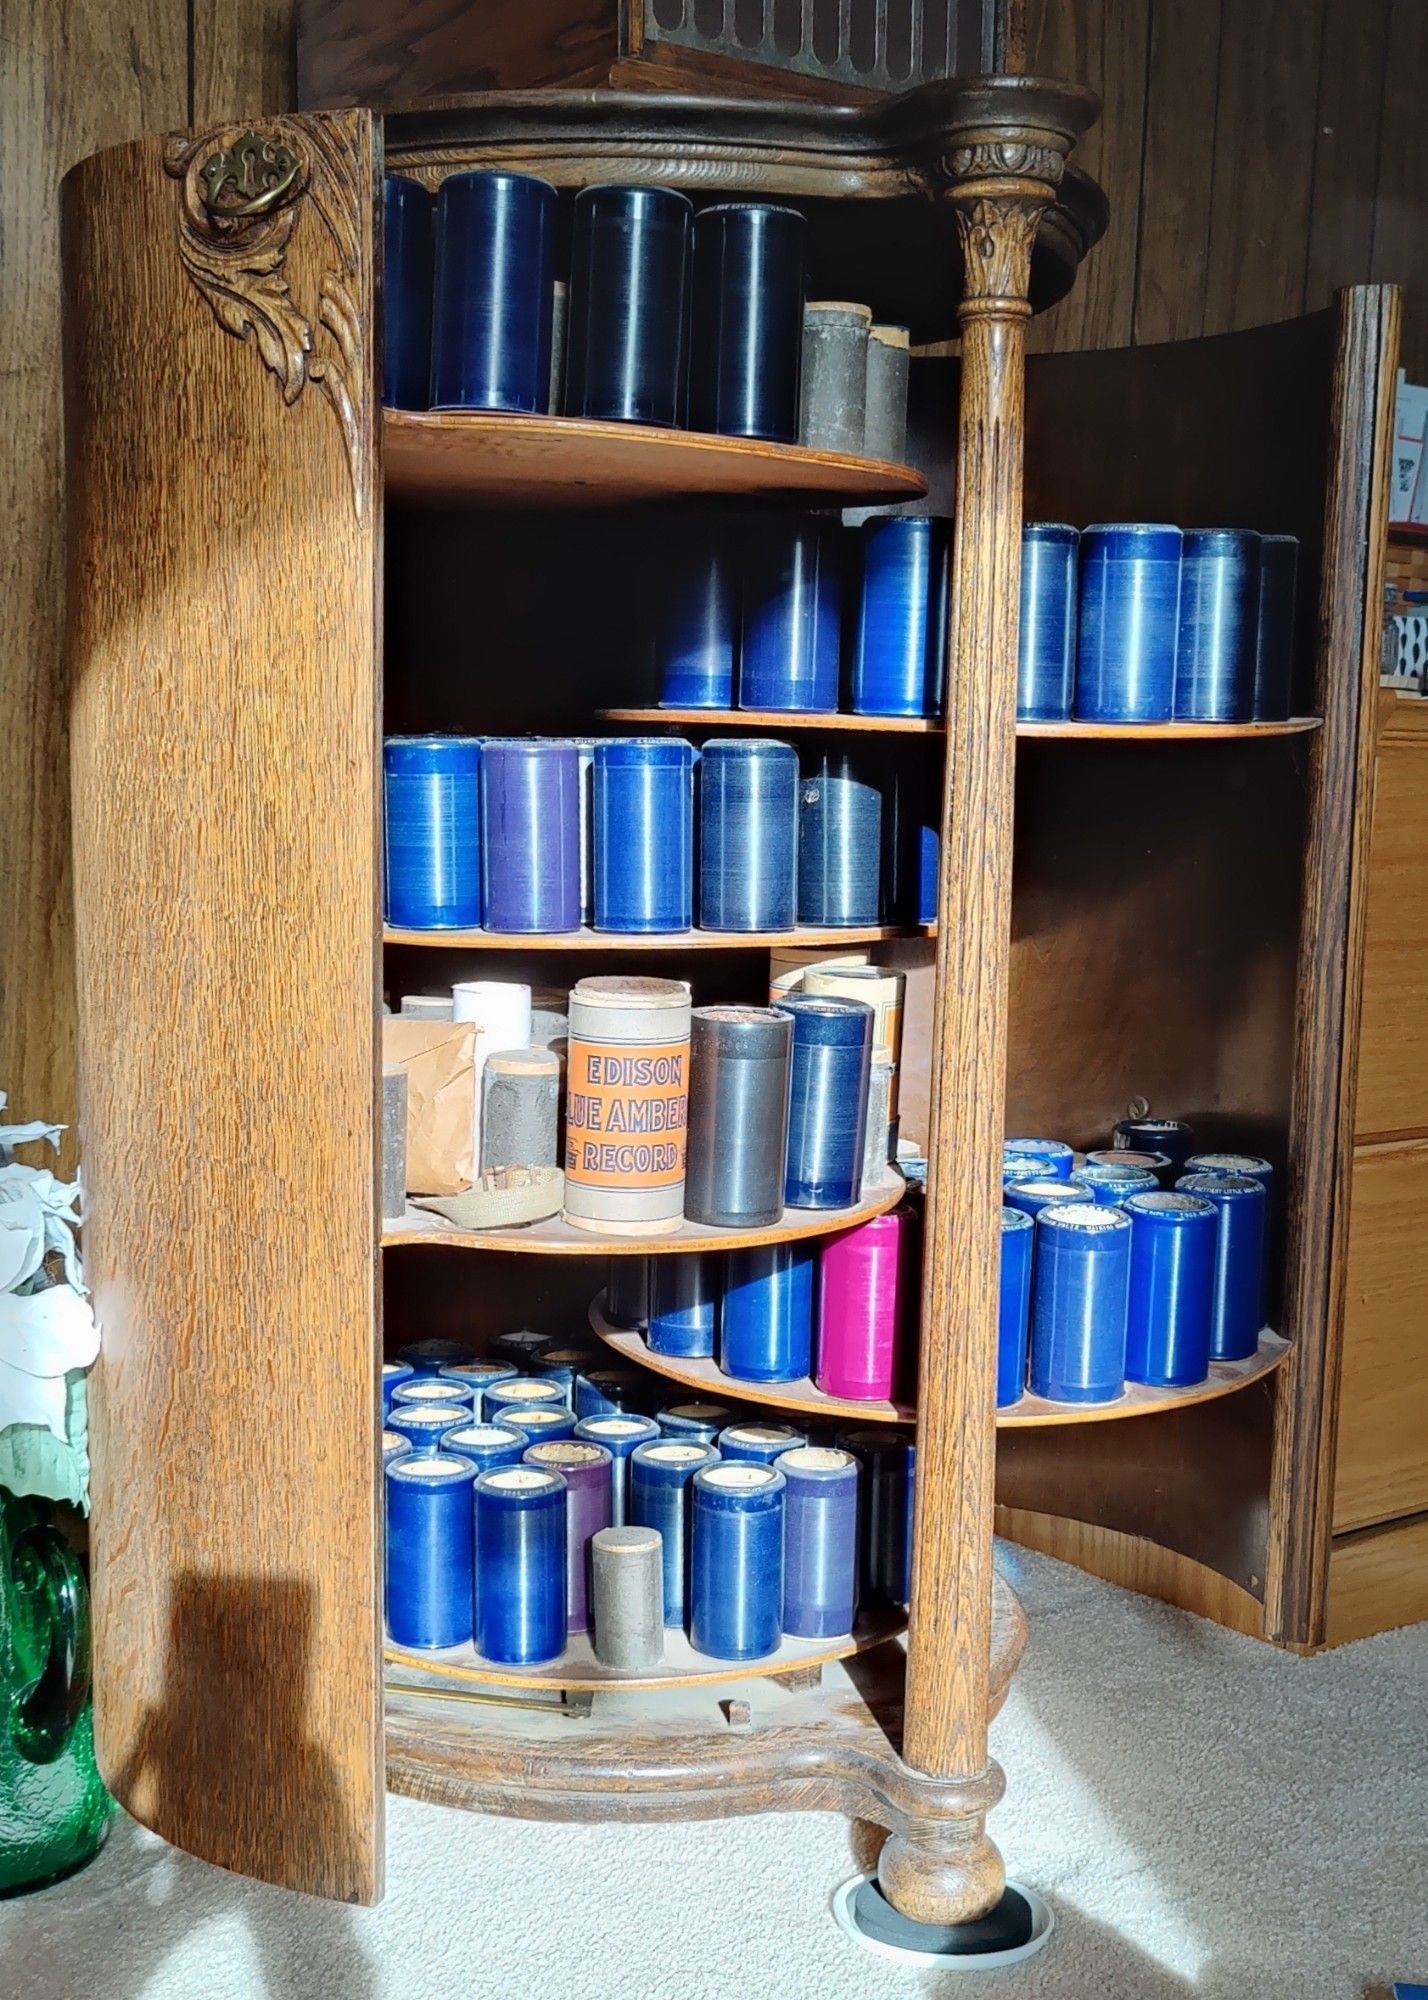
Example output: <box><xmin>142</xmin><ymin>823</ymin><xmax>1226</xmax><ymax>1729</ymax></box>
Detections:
<box><xmin>480</xmin><ymin>738</ymin><xmax>582</xmax><ymax>933</ymax></box>
<box><xmin>524</xmin><ymin>1439</ymin><xmax>613</xmax><ymax>1633</ymax></box>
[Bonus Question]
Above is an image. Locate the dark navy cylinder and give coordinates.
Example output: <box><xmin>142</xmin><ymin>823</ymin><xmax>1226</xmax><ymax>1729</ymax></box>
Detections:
<box><xmin>399</xmin><ymin>1337</ymin><xmax>477</xmax><ymax>1375</ymax></box>
<box><xmin>473</xmin><ymin>1466</ymin><xmax>567</xmax><ymax>1665</ymax></box>
<box><xmin>690</xmin><ymin>1463</ymin><xmax>785</xmax><ymax>1661</ymax></box>
<box><xmin>689</xmin><ymin>203</ymin><xmax>805</xmax><ymax>442</ymax></box>
<box><xmin>657</xmin><ymin>1402</ymin><xmax>732</xmax><ymax>1444</ymax></box>
<box><xmin>440</xmin><ymin>1359</ymin><xmax>517</xmax><ymax>1408</ymax></box>
<box><xmin>387</xmin><ymin>1404</ymin><xmax>465</xmax><ymax>1453</ymax></box>
<box><xmin>1005</xmin><ymin>1137</ymin><xmax>1073</xmax><ymax>1181</ymax></box>
<box><xmin>498</xmin><ymin>1406</ymin><xmax>578</xmax><ymax>1446</ymax></box>
<box><xmin>565</xmin><ymin>184</ymin><xmax>692</xmax><ymax>427</ymax></box>
<box><xmin>1174</xmin><ymin>529</ymin><xmax>1261</xmax><ymax>722</ymax></box>
<box><xmin>839</xmin><ymin>1431</ymin><xmax>914</xmax><ymax>1606</ymax></box>
<box><xmin>776</xmin><ymin>996</ymin><xmax>872</xmax><ymax>1208</ymax></box>
<box><xmin>698</xmin><ymin>739</ymin><xmax>799</xmax><ymax>930</ymax></box>
<box><xmin>488</xmin><ymin>1328</ymin><xmax>555</xmax><ymax>1369</ymax></box>
<box><xmin>573</xmin><ymin>1414</ymin><xmax>660</xmax><ymax>1523</ymax></box>
<box><xmin>648</xmin><ymin>1253</ymin><xmax>720</xmax><ymax>1359</ymax></box>
<box><xmin>1086</xmin><ymin>1148</ymin><xmax>1175</xmax><ymax>1184</ymax></box>
<box><xmin>430</xmin><ymin>171</ymin><xmax>557</xmax><ymax>414</ymax></box>
<box><xmin>1254</xmin><ymin>534</ymin><xmax>1300</xmax><ymax>720</ymax></box>
<box><xmin>1030</xmin><ymin>1204</ymin><xmax>1131</xmax><ymax>1403</ymax></box>
<box><xmin>1072</xmin><ymin>1162</ymin><xmax>1160</xmax><ymax>1206</ymax></box>
<box><xmin>1177</xmin><ymin>1172</ymin><xmax>1267</xmax><ymax>1361</ymax></box>
<box><xmin>1113</xmin><ymin>1118</ymin><xmax>1194</xmax><ymax>1169</ymax></box>
<box><xmin>998</xmin><ymin>1207</ymin><xmax>1033</xmax><ymax>1408</ymax></box>
<box><xmin>574</xmin><ymin>1369</ymin><xmax>645</xmax><ymax>1419</ymax></box>
<box><xmin>739</xmin><ymin>519</ymin><xmax>841</xmax><ymax>712</ymax></box>
<box><xmin>778</xmin><ymin>1445</ymin><xmax>859</xmax><ymax>1638</ymax></box>
<box><xmin>1004</xmin><ymin>1178</ymin><xmax>1093</xmax><ymax>1222</ymax></box>
<box><xmin>382</xmin><ymin>1361</ymin><xmax>414</xmax><ymax>1417</ymax></box>
<box><xmin>385</xmin><ymin>1452</ymin><xmax>476</xmax><ymax>1649</ymax></box>
<box><xmin>479</xmin><ymin>739</ymin><xmax>581</xmax><ymax>933</ymax></box>
<box><xmin>604</xmin><ymin>1258</ymin><xmax>650</xmax><ymax>1332</ymax></box>
<box><xmin>1075</xmin><ymin>524</ymin><xmax>1182</xmax><ymax>723</ymax></box>
<box><xmin>383</xmin><ymin>176</ymin><xmax>433</xmax><ymax>410</ymax></box>
<box><xmin>629</xmin><ymin>1439</ymin><xmax>716</xmax><ymax>1626</ymax></box>
<box><xmin>593</xmin><ymin>737</ymin><xmax>694</xmax><ymax>932</ymax></box>
<box><xmin>384</xmin><ymin>737</ymin><xmax>481</xmax><ymax>931</ymax></box>
<box><xmin>718</xmin><ymin>1423</ymin><xmax>805</xmax><ymax>1465</ymax></box>
<box><xmin>918</xmin><ymin>823</ymin><xmax>939</xmax><ymax>924</ymax></box>
<box><xmin>531</xmin><ymin>1346</ymin><xmax>598</xmax><ymax>1394</ymax></box>
<box><xmin>797</xmin><ymin>754</ymin><xmax>882</xmax><ymax>926</ymax></box>
<box><xmin>440</xmin><ymin>1422</ymin><xmax>528</xmax><ymax>1474</ymax></box>
<box><xmin>720</xmin><ymin>1242</ymin><xmax>816</xmax><ymax>1382</ymax></box>
<box><xmin>849</xmin><ymin>517</ymin><xmax>950</xmax><ymax>718</ymax></box>
<box><xmin>659</xmin><ymin>526</ymin><xmax>739</xmax><ymax>708</ymax></box>
<box><xmin>1018</xmin><ymin>523</ymin><xmax>1079</xmax><ymax>719</ymax></box>
<box><xmin>1124</xmin><ymin>1191</ymin><xmax>1217</xmax><ymax>1387</ymax></box>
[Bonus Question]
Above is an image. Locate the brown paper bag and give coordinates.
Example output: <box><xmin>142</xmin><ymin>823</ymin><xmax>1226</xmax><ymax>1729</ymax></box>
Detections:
<box><xmin>381</xmin><ymin>1018</ymin><xmax>475</xmax><ymax>1195</ymax></box>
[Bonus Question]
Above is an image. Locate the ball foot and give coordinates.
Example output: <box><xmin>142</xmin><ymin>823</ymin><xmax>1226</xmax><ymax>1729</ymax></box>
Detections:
<box><xmin>832</xmin><ymin>1874</ymin><xmax>1054</xmax><ymax>1971</ymax></box>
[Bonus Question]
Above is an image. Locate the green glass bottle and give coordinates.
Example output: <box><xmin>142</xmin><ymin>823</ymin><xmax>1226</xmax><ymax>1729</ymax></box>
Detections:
<box><xmin>0</xmin><ymin>1491</ymin><xmax>111</xmax><ymax>1895</ymax></box>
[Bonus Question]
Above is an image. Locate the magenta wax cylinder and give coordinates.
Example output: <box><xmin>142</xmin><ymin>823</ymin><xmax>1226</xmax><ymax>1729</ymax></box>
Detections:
<box><xmin>814</xmin><ymin>1205</ymin><xmax>919</xmax><ymax>1401</ymax></box>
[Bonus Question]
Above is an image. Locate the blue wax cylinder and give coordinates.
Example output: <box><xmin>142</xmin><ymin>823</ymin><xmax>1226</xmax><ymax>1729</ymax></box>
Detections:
<box><xmin>778</xmin><ymin>1445</ymin><xmax>859</xmax><ymax>1638</ymax></box>
<box><xmin>524</xmin><ymin>1440</ymin><xmax>613</xmax><ymax>1634</ymax></box>
<box><xmin>593</xmin><ymin>737</ymin><xmax>695</xmax><ymax>932</ymax></box>
<box><xmin>384</xmin><ymin>737</ymin><xmax>482</xmax><ymax>931</ymax></box>
<box><xmin>531</xmin><ymin>1346</ymin><xmax>598</xmax><ymax>1393</ymax></box>
<box><xmin>849</xmin><ymin>516</ymin><xmax>950</xmax><ymax>717</ymax></box>
<box><xmin>776</xmin><ymin>996</ymin><xmax>873</xmax><ymax>1208</ymax></box>
<box><xmin>839</xmin><ymin>1431</ymin><xmax>914</xmax><ymax>1606</ymax></box>
<box><xmin>488</xmin><ymin>1328</ymin><xmax>556</xmax><ymax>1368</ymax></box>
<box><xmin>485</xmin><ymin>1377</ymin><xmax>568</xmax><ymax>1420</ymax></box>
<box><xmin>604</xmin><ymin>1258</ymin><xmax>651</xmax><ymax>1331</ymax></box>
<box><xmin>565</xmin><ymin>184</ymin><xmax>692</xmax><ymax>427</ymax></box>
<box><xmin>574</xmin><ymin>1368</ymin><xmax>645</xmax><ymax>1419</ymax></box>
<box><xmin>1018</xmin><ymin>523</ymin><xmax>1079</xmax><ymax>719</ymax></box>
<box><xmin>1254</xmin><ymin>534</ymin><xmax>1299</xmax><ymax>721</ymax></box>
<box><xmin>440</xmin><ymin>1422</ymin><xmax>529</xmax><ymax>1473</ymax></box>
<box><xmin>1183</xmin><ymin>1152</ymin><xmax>1274</xmax><ymax>1199</ymax></box>
<box><xmin>392</xmin><ymin>1378</ymin><xmax>475</xmax><ymax>1415</ymax></box>
<box><xmin>698</xmin><ymin>739</ymin><xmax>799</xmax><ymax>931</ymax></box>
<box><xmin>573</xmin><ymin>1414</ymin><xmax>660</xmax><ymax>1523</ymax></box>
<box><xmin>498</xmin><ymin>1406</ymin><xmax>578</xmax><ymax>1446</ymax></box>
<box><xmin>382</xmin><ymin>1361</ymin><xmax>414</xmax><ymax>1417</ymax></box>
<box><xmin>1174</xmin><ymin>529</ymin><xmax>1261</xmax><ymax>722</ymax></box>
<box><xmin>739</xmin><ymin>519</ymin><xmax>841</xmax><ymax>712</ymax></box>
<box><xmin>1004</xmin><ymin>1178</ymin><xmax>1093</xmax><ymax>1222</ymax></box>
<box><xmin>720</xmin><ymin>1242</ymin><xmax>816</xmax><ymax>1382</ymax></box>
<box><xmin>657</xmin><ymin>1402</ymin><xmax>732</xmax><ymax>1445</ymax></box>
<box><xmin>797</xmin><ymin>754</ymin><xmax>883</xmax><ymax>927</ymax></box>
<box><xmin>659</xmin><ymin>525</ymin><xmax>739</xmax><ymax>708</ymax></box>
<box><xmin>479</xmin><ymin>739</ymin><xmax>581</xmax><ymax>933</ymax></box>
<box><xmin>440</xmin><ymin>1360</ymin><xmax>517</xmax><ymax>1407</ymax></box>
<box><xmin>387</xmin><ymin>1404</ymin><xmax>467</xmax><ymax>1453</ymax></box>
<box><xmin>383</xmin><ymin>1429</ymin><xmax>408</xmax><ymax>1463</ymax></box>
<box><xmin>998</xmin><ymin>1207</ymin><xmax>1033</xmax><ymax>1408</ymax></box>
<box><xmin>473</xmin><ymin>1465</ymin><xmax>567</xmax><ymax>1665</ymax></box>
<box><xmin>1124</xmin><ymin>1191</ymin><xmax>1217</xmax><ymax>1387</ymax></box>
<box><xmin>383</xmin><ymin>175</ymin><xmax>433</xmax><ymax>410</ymax></box>
<box><xmin>689</xmin><ymin>203</ymin><xmax>806</xmax><ymax>443</ymax></box>
<box><xmin>386</xmin><ymin>1452</ymin><xmax>476</xmax><ymax>1648</ymax></box>
<box><xmin>1177</xmin><ymin>1172</ymin><xmax>1267</xmax><ymax>1361</ymax></box>
<box><xmin>918</xmin><ymin>822</ymin><xmax>939</xmax><ymax>924</ymax></box>
<box><xmin>400</xmin><ymin>1338</ymin><xmax>477</xmax><ymax>1375</ymax></box>
<box><xmin>1075</xmin><ymin>524</ymin><xmax>1182</xmax><ymax>723</ymax></box>
<box><xmin>1086</xmin><ymin>1147</ymin><xmax>1175</xmax><ymax>1185</ymax></box>
<box><xmin>1071</xmin><ymin>1162</ymin><xmax>1161</xmax><ymax>1206</ymax></box>
<box><xmin>629</xmin><ymin>1440</ymin><xmax>716</xmax><ymax>1627</ymax></box>
<box><xmin>718</xmin><ymin>1423</ymin><xmax>806</xmax><ymax>1465</ymax></box>
<box><xmin>1030</xmin><ymin>1204</ymin><xmax>1132</xmax><ymax>1403</ymax></box>
<box><xmin>1114</xmin><ymin>1118</ymin><xmax>1194</xmax><ymax>1169</ymax></box>
<box><xmin>690</xmin><ymin>1463</ymin><xmax>786</xmax><ymax>1661</ymax></box>
<box><xmin>1005</xmin><ymin>1137</ymin><xmax>1074</xmax><ymax>1181</ymax></box>
<box><xmin>430</xmin><ymin>170</ymin><xmax>557</xmax><ymax>413</ymax></box>
<box><xmin>648</xmin><ymin>1253</ymin><xmax>721</xmax><ymax>1359</ymax></box>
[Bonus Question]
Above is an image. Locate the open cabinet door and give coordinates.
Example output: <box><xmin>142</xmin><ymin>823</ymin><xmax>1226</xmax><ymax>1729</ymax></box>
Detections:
<box><xmin>62</xmin><ymin>112</ymin><xmax>384</xmax><ymax>1900</ymax></box>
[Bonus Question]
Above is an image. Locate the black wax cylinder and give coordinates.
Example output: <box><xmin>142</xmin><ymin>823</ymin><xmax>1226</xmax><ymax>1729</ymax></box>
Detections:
<box><xmin>383</xmin><ymin>176</ymin><xmax>433</xmax><ymax>410</ymax></box>
<box><xmin>685</xmin><ymin>1007</ymin><xmax>793</xmax><ymax>1227</ymax></box>
<box><xmin>1254</xmin><ymin>534</ymin><xmax>1300</xmax><ymax>720</ymax></box>
<box><xmin>565</xmin><ymin>184</ymin><xmax>693</xmax><ymax>427</ymax></box>
<box><xmin>689</xmin><ymin>203</ymin><xmax>806</xmax><ymax>443</ymax></box>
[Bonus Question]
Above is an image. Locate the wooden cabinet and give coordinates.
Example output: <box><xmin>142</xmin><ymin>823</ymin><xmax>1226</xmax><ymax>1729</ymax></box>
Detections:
<box><xmin>1354</xmin><ymin>730</ymin><xmax>1428</xmax><ymax>1141</ymax></box>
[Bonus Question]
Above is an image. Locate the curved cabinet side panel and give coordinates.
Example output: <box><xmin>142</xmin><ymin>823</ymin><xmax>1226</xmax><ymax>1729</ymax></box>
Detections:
<box><xmin>62</xmin><ymin>113</ymin><xmax>384</xmax><ymax>1902</ymax></box>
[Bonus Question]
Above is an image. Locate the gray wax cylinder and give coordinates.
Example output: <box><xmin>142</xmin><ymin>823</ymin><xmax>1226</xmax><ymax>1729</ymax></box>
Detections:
<box><xmin>861</xmin><ymin>1049</ymin><xmax>893</xmax><ymax>1193</ymax></box>
<box><xmin>381</xmin><ymin>1063</ymin><xmax>407</xmax><ymax>1221</ymax></box>
<box><xmin>400</xmin><ymin>994</ymin><xmax>454</xmax><ymax>1019</ymax></box>
<box><xmin>800</xmin><ymin>301</ymin><xmax>871</xmax><ymax>455</ymax></box>
<box><xmin>549</xmin><ymin>279</ymin><xmax>568</xmax><ymax>415</ymax></box>
<box><xmin>863</xmin><ymin>324</ymin><xmax>910</xmax><ymax>464</ymax></box>
<box><xmin>591</xmin><ymin>1524</ymin><xmax>664</xmax><ymax>1670</ymax></box>
<box><xmin>685</xmin><ymin>1006</ymin><xmax>793</xmax><ymax>1228</ymax></box>
<box><xmin>480</xmin><ymin>1045</ymin><xmax>560</xmax><ymax>1172</ymax></box>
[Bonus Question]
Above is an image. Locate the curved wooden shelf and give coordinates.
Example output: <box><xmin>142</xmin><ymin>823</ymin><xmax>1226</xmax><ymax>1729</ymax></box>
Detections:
<box><xmin>1017</xmin><ymin>717</ymin><xmax>1322</xmax><ymax>740</ymax></box>
<box><xmin>998</xmin><ymin>1330</ymin><xmax>1289</xmax><ymax>1425</ymax></box>
<box><xmin>384</xmin><ymin>921</ymin><xmax>934</xmax><ymax>950</ymax></box>
<box><xmin>593</xmin><ymin>708</ymin><xmax>1324</xmax><ymax>742</ymax></box>
<box><xmin>385</xmin><ymin>410</ymin><xmax>928</xmax><ymax>510</ymax></box>
<box><xmin>383</xmin><ymin>1170</ymin><xmax>904</xmax><ymax>1256</ymax></box>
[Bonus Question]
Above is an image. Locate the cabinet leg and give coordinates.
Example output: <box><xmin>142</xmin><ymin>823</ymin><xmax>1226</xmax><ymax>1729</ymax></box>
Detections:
<box><xmin>875</xmin><ymin>1810</ymin><xmax>1005</xmax><ymax>1927</ymax></box>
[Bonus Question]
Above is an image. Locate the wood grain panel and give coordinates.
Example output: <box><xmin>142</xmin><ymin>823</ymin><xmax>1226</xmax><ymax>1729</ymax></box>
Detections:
<box><xmin>1324</xmin><ymin>1510</ymin><xmax>1428</xmax><ymax>1645</ymax></box>
<box><xmin>64</xmin><ymin>114</ymin><xmax>384</xmax><ymax>1902</ymax></box>
<box><xmin>1132</xmin><ymin>0</ymin><xmax>1222</xmax><ymax>344</ymax></box>
<box><xmin>1354</xmin><ymin>741</ymin><xmax>1428</xmax><ymax>1139</ymax></box>
<box><xmin>1371</xmin><ymin>0</ymin><xmax>1428</xmax><ymax>380</ymax></box>
<box><xmin>1331</xmin><ymin>1142</ymin><xmax>1428</xmax><ymax>1532</ymax></box>
<box><xmin>994</xmin><ymin>1508</ymin><xmax>1267</xmax><ymax>1638</ymax></box>
<box><xmin>1304</xmin><ymin>0</ymin><xmax>1390</xmax><ymax>317</ymax></box>
<box><xmin>193</xmin><ymin>0</ymin><xmax>298</xmax><ymax>124</ymax></box>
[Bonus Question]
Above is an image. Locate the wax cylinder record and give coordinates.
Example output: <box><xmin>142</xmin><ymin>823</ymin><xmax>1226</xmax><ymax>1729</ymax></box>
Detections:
<box><xmin>697</xmin><ymin>740</ymin><xmax>799</xmax><ymax>932</ymax></box>
<box><xmin>591</xmin><ymin>1526</ymin><xmax>665</xmax><ymax>1669</ymax></box>
<box><xmin>776</xmin><ymin>996</ymin><xmax>872</xmax><ymax>1209</ymax></box>
<box><xmin>778</xmin><ymin>1445</ymin><xmax>859</xmax><ymax>1639</ymax></box>
<box><xmin>1004</xmin><ymin>1137</ymin><xmax>1074</xmax><ymax>1180</ymax></box>
<box><xmin>484</xmin><ymin>1377</ymin><xmax>568</xmax><ymax>1418</ymax></box>
<box><xmin>479</xmin><ymin>739</ymin><xmax>581</xmax><ymax>933</ymax></box>
<box><xmin>816</xmin><ymin>1206</ymin><xmax>918</xmax><ymax>1403</ymax></box>
<box><xmin>1113</xmin><ymin>1118</ymin><xmax>1194</xmax><ymax>1169</ymax></box>
<box><xmin>565</xmin><ymin>976</ymin><xmax>692</xmax><ymax>1233</ymax></box>
<box><xmin>839</xmin><ymin>1431</ymin><xmax>913</xmax><ymax>1605</ymax></box>
<box><xmin>719</xmin><ymin>1424</ymin><xmax>805</xmax><ymax>1466</ymax></box>
<box><xmin>767</xmin><ymin>945</ymin><xmax>871</xmax><ymax>1004</ymax></box>
<box><xmin>1075</xmin><ymin>524</ymin><xmax>1182</xmax><ymax>723</ymax></box>
<box><xmin>382</xmin><ymin>1362</ymin><xmax>414</xmax><ymax>1417</ymax></box>
<box><xmin>399</xmin><ymin>994</ymin><xmax>454</xmax><ymax>1019</ymax></box>
<box><xmin>1177</xmin><ymin>1173</ymin><xmax>1267</xmax><ymax>1361</ymax></box>
<box><xmin>387</xmin><ymin>1404</ymin><xmax>465</xmax><ymax>1452</ymax></box>
<box><xmin>473</xmin><ymin>1466</ymin><xmax>567</xmax><ymax>1666</ymax></box>
<box><xmin>1018</xmin><ymin>523</ymin><xmax>1079</xmax><ymax>720</ymax></box>
<box><xmin>499</xmin><ymin>1406</ymin><xmax>578</xmax><ymax>1445</ymax></box>
<box><xmin>383</xmin><ymin>1430</ymin><xmax>408</xmax><ymax>1463</ymax></box>
<box><xmin>863</xmin><ymin>323</ymin><xmax>911</xmax><ymax>464</ymax></box>
<box><xmin>400</xmin><ymin>1338</ymin><xmax>476</xmax><ymax>1375</ymax></box>
<box><xmin>430</xmin><ymin>171</ymin><xmax>557</xmax><ymax>414</ymax></box>
<box><xmin>385</xmin><ymin>1452</ymin><xmax>477</xmax><ymax>1649</ymax></box>
<box><xmin>804</xmin><ymin>966</ymin><xmax>905</xmax><ymax>1143</ymax></box>
<box><xmin>440</xmin><ymin>1359</ymin><xmax>516</xmax><ymax>1404</ymax></box>
<box><xmin>575</xmin><ymin>1369</ymin><xmax>645</xmax><ymax>1418</ymax></box>
<box><xmin>524</xmin><ymin>1440</ymin><xmax>613</xmax><ymax>1633</ymax></box>
<box><xmin>998</xmin><ymin>1207</ymin><xmax>1034</xmax><ymax>1408</ymax></box>
<box><xmin>1086</xmin><ymin>1148</ymin><xmax>1174</xmax><ymax>1183</ymax></box>
<box><xmin>441</xmin><ymin>1423</ymin><xmax>528</xmax><ymax>1473</ymax></box>
<box><xmin>658</xmin><ymin>525</ymin><xmax>739</xmax><ymax>708</ymax></box>
<box><xmin>684</xmin><ymin>1007</ymin><xmax>792</xmax><ymax>1228</ymax></box>
<box><xmin>647</xmin><ymin>1252</ymin><xmax>721</xmax><ymax>1360</ymax></box>
<box><xmin>1003</xmin><ymin>1178</ymin><xmax>1093</xmax><ymax>1222</ymax></box>
<box><xmin>392</xmin><ymin>1378</ymin><xmax>473</xmax><ymax>1411</ymax></box>
<box><xmin>689</xmin><ymin>203</ymin><xmax>806</xmax><ymax>443</ymax></box>
<box><xmin>565</xmin><ymin>184</ymin><xmax>692</xmax><ymax>427</ymax></box>
<box><xmin>573</xmin><ymin>1414</ymin><xmax>659</xmax><ymax>1523</ymax></box>
<box><xmin>531</xmin><ymin>1346</ymin><xmax>597</xmax><ymax>1392</ymax></box>
<box><xmin>1183</xmin><ymin>1152</ymin><xmax>1274</xmax><ymax>1197</ymax></box>
<box><xmin>797</xmin><ymin>754</ymin><xmax>882</xmax><ymax>927</ymax></box>
<box><xmin>593</xmin><ymin>740</ymin><xmax>695</xmax><ymax>934</ymax></box>
<box><xmin>918</xmin><ymin>822</ymin><xmax>939</xmax><ymax>926</ymax></box>
<box><xmin>849</xmin><ymin>517</ymin><xmax>951</xmax><ymax>718</ymax></box>
<box><xmin>740</xmin><ymin>518</ymin><xmax>842</xmax><ymax>713</ymax></box>
<box><xmin>876</xmin><ymin>753</ymin><xmax>930</xmax><ymax>928</ymax></box>
<box><xmin>657</xmin><ymin>1402</ymin><xmax>732</xmax><ymax>1444</ymax></box>
<box><xmin>690</xmin><ymin>1463</ymin><xmax>786</xmax><ymax>1661</ymax></box>
<box><xmin>384</xmin><ymin>737</ymin><xmax>481</xmax><ymax>931</ymax></box>
<box><xmin>1030</xmin><ymin>1204</ymin><xmax>1131</xmax><ymax>1404</ymax></box>
<box><xmin>1174</xmin><ymin>529</ymin><xmax>1261</xmax><ymax>722</ymax></box>
<box><xmin>1070</xmin><ymin>1162</ymin><xmax>1160</xmax><ymax>1207</ymax></box>
<box><xmin>629</xmin><ymin>1440</ymin><xmax>715</xmax><ymax>1626</ymax></box>
<box><xmin>1123</xmin><ymin>1192</ymin><xmax>1217</xmax><ymax>1388</ymax></box>
<box><xmin>604</xmin><ymin>1256</ymin><xmax>650</xmax><ymax>1331</ymax></box>
<box><xmin>480</xmin><ymin>1046</ymin><xmax>561</xmax><ymax>1174</ymax></box>
<box><xmin>720</xmin><ymin>1242</ymin><xmax>816</xmax><ymax>1382</ymax></box>
<box><xmin>383</xmin><ymin>176</ymin><xmax>433</xmax><ymax>410</ymax></box>
<box><xmin>800</xmin><ymin>301</ymin><xmax>870</xmax><ymax>455</ymax></box>
<box><xmin>1254</xmin><ymin>534</ymin><xmax>1299</xmax><ymax>720</ymax></box>
<box><xmin>489</xmin><ymin>1327</ymin><xmax>556</xmax><ymax>1368</ymax></box>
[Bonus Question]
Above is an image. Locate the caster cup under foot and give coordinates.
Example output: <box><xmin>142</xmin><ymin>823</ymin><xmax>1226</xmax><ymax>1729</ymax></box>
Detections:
<box><xmin>832</xmin><ymin>1874</ymin><xmax>1054</xmax><ymax>1970</ymax></box>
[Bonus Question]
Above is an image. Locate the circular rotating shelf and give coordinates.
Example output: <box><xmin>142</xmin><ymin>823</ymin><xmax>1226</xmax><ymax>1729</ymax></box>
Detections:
<box><xmin>596</xmin><ymin>707</ymin><xmax>1323</xmax><ymax>741</ymax></box>
<box><xmin>384</xmin><ymin>922</ymin><xmax>933</xmax><ymax>951</ymax></box>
